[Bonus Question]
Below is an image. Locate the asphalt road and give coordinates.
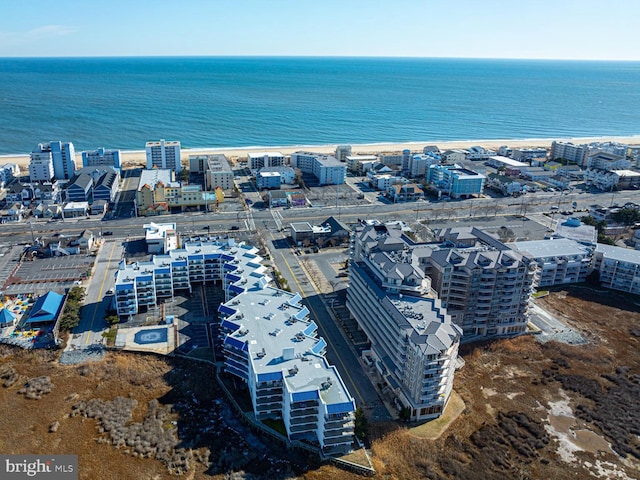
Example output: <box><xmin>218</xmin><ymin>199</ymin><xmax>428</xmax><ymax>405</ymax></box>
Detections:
<box><xmin>66</xmin><ymin>239</ymin><xmax>123</xmax><ymax>350</ymax></box>
<box><xmin>267</xmin><ymin>230</ymin><xmax>392</xmax><ymax>421</ymax></box>
<box><xmin>2</xmin><ymin>187</ymin><xmax>638</xmax><ymax>245</ymax></box>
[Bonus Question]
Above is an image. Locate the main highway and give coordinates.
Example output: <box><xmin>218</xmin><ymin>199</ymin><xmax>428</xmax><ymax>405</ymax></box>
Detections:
<box><xmin>1</xmin><ymin>187</ymin><xmax>636</xmax><ymax>243</ymax></box>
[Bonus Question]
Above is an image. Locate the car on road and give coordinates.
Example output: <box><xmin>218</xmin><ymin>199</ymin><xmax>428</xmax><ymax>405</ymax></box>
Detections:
<box><xmin>106</xmin><ymin>289</ymin><xmax>114</xmax><ymax>295</ymax></box>
<box><xmin>103</xmin><ymin>231</ymin><xmax>113</xmax><ymax>235</ymax></box>
<box><xmin>230</xmin><ymin>226</ymin><xmax>240</xmax><ymax>230</ymax></box>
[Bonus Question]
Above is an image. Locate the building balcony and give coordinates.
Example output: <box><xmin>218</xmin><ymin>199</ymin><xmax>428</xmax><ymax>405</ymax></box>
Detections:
<box><xmin>256</xmin><ymin>395</ymin><xmax>282</xmax><ymax>405</ymax></box>
<box><xmin>290</xmin><ymin>407</ymin><xmax>319</xmax><ymax>419</ymax></box>
<box><xmin>322</xmin><ymin>432</ymin><xmax>354</xmax><ymax>446</ymax></box>
<box><xmin>256</xmin><ymin>401</ymin><xmax>282</xmax><ymax>412</ymax></box>
<box><xmin>289</xmin><ymin>421</ymin><xmax>318</xmax><ymax>433</ymax></box>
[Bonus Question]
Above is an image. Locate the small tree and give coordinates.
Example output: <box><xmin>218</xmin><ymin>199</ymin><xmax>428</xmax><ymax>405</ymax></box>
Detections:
<box><xmin>105</xmin><ymin>314</ymin><xmax>119</xmax><ymax>326</ymax></box>
<box><xmin>612</xmin><ymin>206</ymin><xmax>640</xmax><ymax>226</ymax></box>
<box><xmin>398</xmin><ymin>406</ymin><xmax>412</xmax><ymax>422</ymax></box>
<box><xmin>354</xmin><ymin>407</ymin><xmax>370</xmax><ymax>441</ymax></box>
<box><xmin>293</xmin><ymin>169</ymin><xmax>306</xmax><ymax>189</ymax></box>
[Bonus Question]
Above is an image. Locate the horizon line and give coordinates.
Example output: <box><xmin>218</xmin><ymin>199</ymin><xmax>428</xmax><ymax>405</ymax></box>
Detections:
<box><xmin>1</xmin><ymin>54</ymin><xmax>640</xmax><ymax>62</ymax></box>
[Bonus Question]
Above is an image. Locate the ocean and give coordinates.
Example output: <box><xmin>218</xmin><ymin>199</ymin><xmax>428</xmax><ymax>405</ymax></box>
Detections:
<box><xmin>0</xmin><ymin>56</ymin><xmax>639</xmax><ymax>155</ymax></box>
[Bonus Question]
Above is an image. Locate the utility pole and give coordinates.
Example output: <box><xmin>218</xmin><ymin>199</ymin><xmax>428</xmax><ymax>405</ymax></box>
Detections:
<box><xmin>28</xmin><ymin>221</ymin><xmax>35</xmax><ymax>244</ymax></box>
<box><xmin>204</xmin><ymin>172</ymin><xmax>208</xmax><ymax>213</ymax></box>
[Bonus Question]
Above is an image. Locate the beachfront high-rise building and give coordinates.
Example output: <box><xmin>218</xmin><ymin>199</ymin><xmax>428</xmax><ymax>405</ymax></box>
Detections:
<box><xmin>82</xmin><ymin>147</ymin><xmax>122</xmax><ymax>171</ymax></box>
<box><xmin>29</xmin><ymin>145</ymin><xmax>54</xmax><ymax>182</ymax></box>
<box><xmin>550</xmin><ymin>141</ymin><xmax>589</xmax><ymax>166</ymax></box>
<box><xmin>29</xmin><ymin>141</ymin><xmax>76</xmax><ymax>182</ymax></box>
<box><xmin>290</xmin><ymin>152</ymin><xmax>346</xmax><ymax>186</ymax></box>
<box><xmin>146</xmin><ymin>139</ymin><xmax>182</xmax><ymax>173</ymax></box>
<box><xmin>347</xmin><ymin>222</ymin><xmax>461</xmax><ymax>421</ymax></box>
<box><xmin>115</xmin><ymin>237</ymin><xmax>356</xmax><ymax>455</ymax></box>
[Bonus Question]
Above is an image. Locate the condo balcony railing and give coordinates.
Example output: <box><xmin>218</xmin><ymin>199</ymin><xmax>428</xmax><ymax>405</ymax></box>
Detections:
<box><xmin>256</xmin><ymin>387</ymin><xmax>283</xmax><ymax>397</ymax></box>
<box><xmin>256</xmin><ymin>395</ymin><xmax>282</xmax><ymax>405</ymax></box>
<box><xmin>290</xmin><ymin>408</ymin><xmax>319</xmax><ymax>418</ymax></box>
<box><xmin>256</xmin><ymin>401</ymin><xmax>282</xmax><ymax>412</ymax></box>
<box><xmin>323</xmin><ymin>433</ymin><xmax>353</xmax><ymax>446</ymax></box>
<box><xmin>324</xmin><ymin>420</ymin><xmax>355</xmax><ymax>432</ymax></box>
<box><xmin>289</xmin><ymin>420</ymin><xmax>318</xmax><ymax>432</ymax></box>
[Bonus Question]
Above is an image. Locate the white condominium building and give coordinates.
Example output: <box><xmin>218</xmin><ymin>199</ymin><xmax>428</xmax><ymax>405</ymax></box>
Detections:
<box><xmin>290</xmin><ymin>152</ymin><xmax>346</xmax><ymax>185</ymax></box>
<box><xmin>30</xmin><ymin>141</ymin><xmax>76</xmax><ymax>181</ymax></box>
<box><xmin>82</xmin><ymin>147</ymin><xmax>122</xmax><ymax>170</ymax></box>
<box><xmin>550</xmin><ymin>141</ymin><xmax>589</xmax><ymax>166</ymax></box>
<box><xmin>188</xmin><ymin>154</ymin><xmax>233</xmax><ymax>191</ymax></box>
<box><xmin>114</xmin><ymin>238</ymin><xmax>355</xmax><ymax>455</ymax></box>
<box><xmin>592</xmin><ymin>244</ymin><xmax>640</xmax><ymax>295</ymax></box>
<box><xmin>510</xmin><ymin>238</ymin><xmax>593</xmax><ymax>288</ymax></box>
<box><xmin>347</xmin><ymin>238</ymin><xmax>461</xmax><ymax>422</ymax></box>
<box><xmin>146</xmin><ymin>139</ymin><xmax>182</xmax><ymax>173</ymax></box>
<box><xmin>202</xmin><ymin>154</ymin><xmax>234</xmax><ymax>191</ymax></box>
<box><xmin>247</xmin><ymin>152</ymin><xmax>286</xmax><ymax>171</ymax></box>
<box><xmin>346</xmin><ymin>155</ymin><xmax>378</xmax><ymax>174</ymax></box>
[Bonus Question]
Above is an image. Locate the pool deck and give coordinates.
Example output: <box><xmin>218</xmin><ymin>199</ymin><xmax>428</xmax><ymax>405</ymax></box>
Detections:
<box><xmin>115</xmin><ymin>323</ymin><xmax>176</xmax><ymax>355</ymax></box>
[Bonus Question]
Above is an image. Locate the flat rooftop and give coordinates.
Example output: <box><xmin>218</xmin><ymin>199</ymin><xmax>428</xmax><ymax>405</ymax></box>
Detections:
<box><xmin>225</xmin><ymin>286</ymin><xmax>352</xmax><ymax>406</ymax></box>
<box><xmin>510</xmin><ymin>238</ymin><xmax>591</xmax><ymax>259</ymax></box>
<box><xmin>596</xmin><ymin>244</ymin><xmax>640</xmax><ymax>265</ymax></box>
<box><xmin>247</xmin><ymin>152</ymin><xmax>284</xmax><ymax>158</ymax></box>
<box><xmin>489</xmin><ymin>156</ymin><xmax>529</xmax><ymax>168</ymax></box>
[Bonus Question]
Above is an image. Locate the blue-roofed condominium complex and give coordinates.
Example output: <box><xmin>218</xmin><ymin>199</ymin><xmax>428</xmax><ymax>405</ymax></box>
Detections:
<box><xmin>114</xmin><ymin>236</ymin><xmax>355</xmax><ymax>455</ymax></box>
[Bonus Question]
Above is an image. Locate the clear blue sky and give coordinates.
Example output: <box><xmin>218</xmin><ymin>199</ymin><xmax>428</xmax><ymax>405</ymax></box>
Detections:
<box><xmin>1</xmin><ymin>0</ymin><xmax>638</xmax><ymax>60</ymax></box>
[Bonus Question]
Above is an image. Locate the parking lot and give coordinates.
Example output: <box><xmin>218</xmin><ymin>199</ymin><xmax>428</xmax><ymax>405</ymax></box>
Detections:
<box><xmin>2</xmin><ymin>252</ymin><xmax>95</xmax><ymax>295</ymax></box>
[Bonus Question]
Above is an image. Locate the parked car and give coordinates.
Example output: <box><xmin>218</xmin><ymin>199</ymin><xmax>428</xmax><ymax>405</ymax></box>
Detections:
<box><xmin>103</xmin><ymin>231</ymin><xmax>113</xmax><ymax>235</ymax></box>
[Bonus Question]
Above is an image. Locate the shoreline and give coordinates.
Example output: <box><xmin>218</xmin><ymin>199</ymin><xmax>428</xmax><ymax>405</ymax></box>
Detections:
<box><xmin>2</xmin><ymin>135</ymin><xmax>639</xmax><ymax>169</ymax></box>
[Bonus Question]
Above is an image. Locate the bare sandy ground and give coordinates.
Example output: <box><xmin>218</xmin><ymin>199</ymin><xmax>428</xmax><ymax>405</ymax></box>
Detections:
<box><xmin>2</xmin><ymin>135</ymin><xmax>639</xmax><ymax>170</ymax></box>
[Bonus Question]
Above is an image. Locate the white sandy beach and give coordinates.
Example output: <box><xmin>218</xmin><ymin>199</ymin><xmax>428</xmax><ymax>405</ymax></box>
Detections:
<box><xmin>2</xmin><ymin>135</ymin><xmax>639</xmax><ymax>170</ymax></box>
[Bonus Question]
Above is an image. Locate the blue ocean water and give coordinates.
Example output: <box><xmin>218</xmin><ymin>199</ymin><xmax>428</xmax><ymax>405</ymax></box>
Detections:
<box><xmin>0</xmin><ymin>56</ymin><xmax>639</xmax><ymax>155</ymax></box>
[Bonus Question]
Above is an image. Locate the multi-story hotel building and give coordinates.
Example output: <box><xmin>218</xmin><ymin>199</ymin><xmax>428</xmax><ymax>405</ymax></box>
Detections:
<box><xmin>290</xmin><ymin>152</ymin><xmax>346</xmax><ymax>186</ymax></box>
<box><xmin>146</xmin><ymin>139</ymin><xmax>182</xmax><ymax>173</ymax></box>
<box><xmin>188</xmin><ymin>154</ymin><xmax>234</xmax><ymax>191</ymax></box>
<box><xmin>28</xmin><ymin>150</ymin><xmax>54</xmax><ymax>182</ymax></box>
<box><xmin>81</xmin><ymin>147</ymin><xmax>122</xmax><ymax>171</ymax></box>
<box><xmin>30</xmin><ymin>141</ymin><xmax>76</xmax><ymax>181</ymax></box>
<box><xmin>247</xmin><ymin>152</ymin><xmax>286</xmax><ymax>172</ymax></box>
<box><xmin>114</xmin><ymin>238</ymin><xmax>355</xmax><ymax>455</ymax></box>
<box><xmin>347</xmin><ymin>240</ymin><xmax>461</xmax><ymax>422</ymax></box>
<box><xmin>426</xmin><ymin>227</ymin><xmax>535</xmax><ymax>338</ymax></box>
<box><xmin>550</xmin><ymin>141</ymin><xmax>589</xmax><ymax>166</ymax></box>
<box><xmin>352</xmin><ymin>223</ymin><xmax>535</xmax><ymax>341</ymax></box>
<box><xmin>206</xmin><ymin>154</ymin><xmax>233</xmax><ymax>191</ymax></box>
<box><xmin>136</xmin><ymin>169</ymin><xmax>222</xmax><ymax>215</ymax></box>
<box><xmin>430</xmin><ymin>165</ymin><xmax>485</xmax><ymax>199</ymax></box>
